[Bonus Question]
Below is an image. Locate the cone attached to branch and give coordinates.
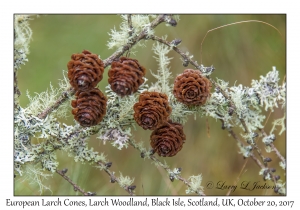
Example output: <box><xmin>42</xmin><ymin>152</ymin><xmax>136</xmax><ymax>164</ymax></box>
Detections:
<box><xmin>108</xmin><ymin>57</ymin><xmax>146</xmax><ymax>97</ymax></box>
<box><xmin>71</xmin><ymin>88</ymin><xmax>107</xmax><ymax>127</ymax></box>
<box><xmin>150</xmin><ymin>120</ymin><xmax>186</xmax><ymax>157</ymax></box>
<box><xmin>68</xmin><ymin>50</ymin><xmax>104</xmax><ymax>91</ymax></box>
<box><xmin>173</xmin><ymin>69</ymin><xmax>211</xmax><ymax>106</ymax></box>
<box><xmin>133</xmin><ymin>91</ymin><xmax>171</xmax><ymax>130</ymax></box>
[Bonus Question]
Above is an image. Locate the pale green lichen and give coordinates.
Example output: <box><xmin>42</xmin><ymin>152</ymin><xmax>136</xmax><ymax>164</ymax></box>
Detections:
<box><xmin>276</xmin><ymin>180</ymin><xmax>286</xmax><ymax>195</ymax></box>
<box><xmin>279</xmin><ymin>161</ymin><xmax>286</xmax><ymax>170</ymax></box>
<box><xmin>17</xmin><ymin>163</ymin><xmax>53</xmax><ymax>195</ymax></box>
<box><xmin>270</xmin><ymin>114</ymin><xmax>286</xmax><ymax>135</ymax></box>
<box><xmin>262</xmin><ymin>134</ymin><xmax>275</xmax><ymax>146</ymax></box>
<box><xmin>25</xmin><ymin>71</ymin><xmax>71</xmax><ymax>118</ymax></box>
<box><xmin>258</xmin><ymin>168</ymin><xmax>271</xmax><ymax>180</ymax></box>
<box><xmin>14</xmin><ymin>15</ymin><xmax>33</xmax><ymax>70</ymax></box>
<box><xmin>185</xmin><ymin>174</ymin><xmax>204</xmax><ymax>195</ymax></box>
<box><xmin>240</xmin><ymin>132</ymin><xmax>258</xmax><ymax>145</ymax></box>
<box><xmin>251</xmin><ymin>67</ymin><xmax>285</xmax><ymax>111</ymax></box>
<box><xmin>99</xmin><ymin>128</ymin><xmax>129</xmax><ymax>150</ymax></box>
<box><xmin>150</xmin><ymin>41</ymin><xmax>173</xmax><ymax>95</ymax></box>
<box><xmin>107</xmin><ymin>15</ymin><xmax>153</xmax><ymax>50</ymax></box>
<box><xmin>118</xmin><ymin>172</ymin><xmax>135</xmax><ymax>188</ymax></box>
<box><xmin>237</xmin><ymin>143</ymin><xmax>253</xmax><ymax>158</ymax></box>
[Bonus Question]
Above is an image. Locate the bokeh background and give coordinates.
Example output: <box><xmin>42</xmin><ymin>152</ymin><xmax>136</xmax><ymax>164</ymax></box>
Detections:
<box><xmin>15</xmin><ymin>14</ymin><xmax>286</xmax><ymax>195</ymax></box>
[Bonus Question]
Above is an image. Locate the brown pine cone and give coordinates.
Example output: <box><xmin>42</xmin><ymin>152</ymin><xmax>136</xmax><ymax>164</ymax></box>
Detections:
<box><xmin>108</xmin><ymin>57</ymin><xmax>146</xmax><ymax>97</ymax></box>
<box><xmin>133</xmin><ymin>91</ymin><xmax>171</xmax><ymax>130</ymax></box>
<box><xmin>67</xmin><ymin>50</ymin><xmax>104</xmax><ymax>91</ymax></box>
<box><xmin>173</xmin><ymin>69</ymin><xmax>212</xmax><ymax>106</ymax></box>
<box><xmin>150</xmin><ymin>120</ymin><xmax>186</xmax><ymax>157</ymax></box>
<box><xmin>71</xmin><ymin>88</ymin><xmax>107</xmax><ymax>127</ymax></box>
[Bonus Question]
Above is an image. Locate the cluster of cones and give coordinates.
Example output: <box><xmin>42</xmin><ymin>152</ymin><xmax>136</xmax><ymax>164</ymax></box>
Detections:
<box><xmin>67</xmin><ymin>50</ymin><xmax>107</xmax><ymax>127</ymax></box>
<box><xmin>68</xmin><ymin>50</ymin><xmax>211</xmax><ymax>157</ymax></box>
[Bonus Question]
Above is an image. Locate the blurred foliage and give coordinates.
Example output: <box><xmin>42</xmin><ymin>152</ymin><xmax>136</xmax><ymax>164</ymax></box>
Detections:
<box><xmin>15</xmin><ymin>14</ymin><xmax>286</xmax><ymax>195</ymax></box>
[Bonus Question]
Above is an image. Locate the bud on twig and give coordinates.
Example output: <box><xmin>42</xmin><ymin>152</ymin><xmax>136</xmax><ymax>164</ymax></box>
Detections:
<box><xmin>169</xmin><ymin>19</ymin><xmax>177</xmax><ymax>26</ymax></box>
<box><xmin>221</xmin><ymin>121</ymin><xmax>226</xmax><ymax>130</ymax></box>
<box><xmin>61</xmin><ymin>168</ymin><xmax>68</xmax><ymax>174</ymax></box>
<box><xmin>149</xmin><ymin>149</ymin><xmax>155</xmax><ymax>156</ymax></box>
<box><xmin>171</xmin><ymin>39</ymin><xmax>181</xmax><ymax>46</ymax></box>
<box><xmin>264</xmin><ymin>157</ymin><xmax>272</xmax><ymax>162</ymax></box>
<box><xmin>183</xmin><ymin>59</ymin><xmax>189</xmax><ymax>67</ymax></box>
<box><xmin>169</xmin><ymin>174</ymin><xmax>175</xmax><ymax>182</ymax></box>
<box><xmin>105</xmin><ymin>162</ymin><xmax>112</xmax><ymax>168</ymax></box>
<box><xmin>228</xmin><ymin>107</ymin><xmax>234</xmax><ymax>116</ymax></box>
<box><xmin>87</xmin><ymin>192</ymin><xmax>96</xmax><ymax>196</ymax></box>
<box><xmin>128</xmin><ymin>185</ymin><xmax>136</xmax><ymax>191</ymax></box>
<box><xmin>110</xmin><ymin>177</ymin><xmax>116</xmax><ymax>183</ymax></box>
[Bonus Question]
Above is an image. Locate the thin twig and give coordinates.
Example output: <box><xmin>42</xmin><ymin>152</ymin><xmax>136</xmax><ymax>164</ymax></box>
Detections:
<box><xmin>200</xmin><ymin>20</ymin><xmax>285</xmax><ymax>64</ymax></box>
<box><xmin>149</xmin><ymin>35</ymin><xmax>201</xmax><ymax>70</ymax></box>
<box><xmin>253</xmin><ymin>144</ymin><xmax>267</xmax><ymax>167</ymax></box>
<box><xmin>270</xmin><ymin>144</ymin><xmax>285</xmax><ymax>164</ymax></box>
<box><xmin>97</xmin><ymin>160</ymin><xmax>135</xmax><ymax>196</ymax></box>
<box><xmin>56</xmin><ymin>169</ymin><xmax>89</xmax><ymax>195</ymax></box>
<box><xmin>151</xmin><ymin>155</ymin><xmax>205</xmax><ymax>195</ymax></box>
<box><xmin>128</xmin><ymin>139</ymin><xmax>205</xmax><ymax>196</ymax></box>
<box><xmin>260</xmin><ymin>129</ymin><xmax>286</xmax><ymax>164</ymax></box>
<box><xmin>227</xmin><ymin>127</ymin><xmax>279</xmax><ymax>189</ymax></box>
<box><xmin>227</xmin><ymin>127</ymin><xmax>265</xmax><ymax>169</ymax></box>
<box><xmin>37</xmin><ymin>87</ymin><xmax>75</xmax><ymax>119</ymax></box>
<box><xmin>127</xmin><ymin>14</ymin><xmax>133</xmax><ymax>37</ymax></box>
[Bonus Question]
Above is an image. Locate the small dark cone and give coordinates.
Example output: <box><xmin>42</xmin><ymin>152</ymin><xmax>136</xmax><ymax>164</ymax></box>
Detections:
<box><xmin>68</xmin><ymin>50</ymin><xmax>104</xmax><ymax>91</ymax></box>
<box><xmin>71</xmin><ymin>88</ymin><xmax>107</xmax><ymax>127</ymax></box>
<box><xmin>108</xmin><ymin>57</ymin><xmax>146</xmax><ymax>97</ymax></box>
<box><xmin>133</xmin><ymin>91</ymin><xmax>171</xmax><ymax>130</ymax></box>
<box><xmin>150</xmin><ymin>120</ymin><xmax>186</xmax><ymax>157</ymax></box>
<box><xmin>173</xmin><ymin>69</ymin><xmax>211</xmax><ymax>106</ymax></box>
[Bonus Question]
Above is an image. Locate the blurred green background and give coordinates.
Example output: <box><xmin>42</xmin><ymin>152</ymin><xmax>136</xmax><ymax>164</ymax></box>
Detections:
<box><xmin>15</xmin><ymin>14</ymin><xmax>286</xmax><ymax>196</ymax></box>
